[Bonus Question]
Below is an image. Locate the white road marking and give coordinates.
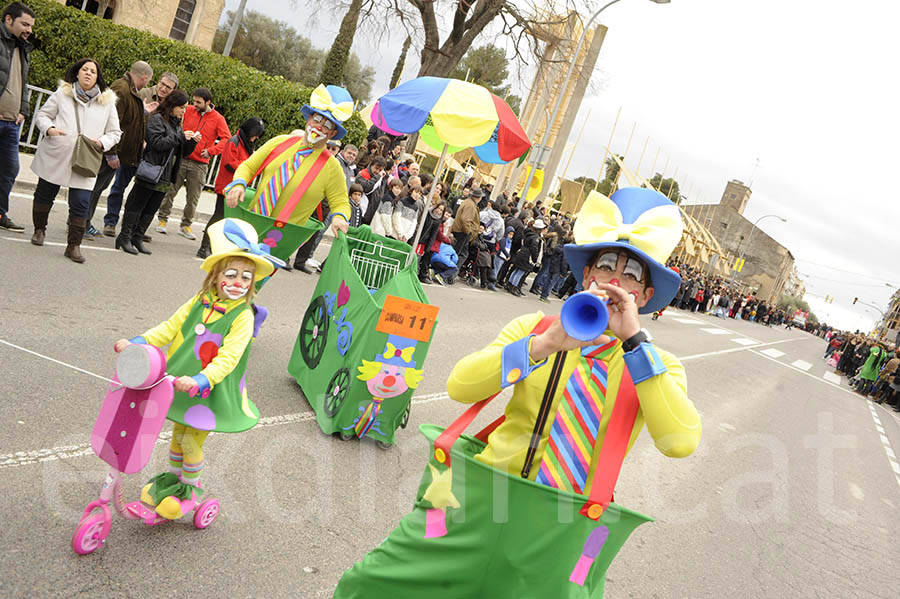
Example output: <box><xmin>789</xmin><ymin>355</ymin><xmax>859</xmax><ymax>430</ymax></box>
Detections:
<box><xmin>701</xmin><ymin>328</ymin><xmax>732</xmax><ymax>335</ymax></box>
<box><xmin>718</xmin><ymin>422</ymin><xmax>736</xmax><ymax>432</ymax></box>
<box><xmin>730</xmin><ymin>338</ymin><xmax>757</xmax><ymax>346</ymax></box>
<box><xmin>0</xmin><ymin>339</ymin><xmax>113</xmax><ymax>382</ymax></box>
<box><xmin>848</xmin><ymin>482</ymin><xmax>865</xmax><ymax>501</ymax></box>
<box><xmin>791</xmin><ymin>359</ymin><xmax>812</xmax><ymax>371</ymax></box>
<box><xmin>0</xmin><ymin>390</ymin><xmax>453</xmax><ymax>470</ymax></box>
<box><xmin>2</xmin><ymin>237</ymin><xmax>119</xmax><ymax>252</ymax></box>
<box><xmin>751</xmin><ymin>348</ymin><xmax>900</xmax><ymax>491</ymax></box>
<box><xmin>759</xmin><ymin>348</ymin><xmax>786</xmax><ymax>358</ymax></box>
<box><xmin>679</xmin><ymin>336</ymin><xmax>807</xmax><ymax>361</ymax></box>
<box><xmin>672</xmin><ymin>318</ymin><xmax>702</xmax><ymax>324</ymax></box>
<box><xmin>823</xmin><ymin>372</ymin><xmax>842</xmax><ymax>384</ymax></box>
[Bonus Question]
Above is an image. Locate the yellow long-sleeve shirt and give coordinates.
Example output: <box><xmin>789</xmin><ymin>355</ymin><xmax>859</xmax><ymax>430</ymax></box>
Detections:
<box><xmin>446</xmin><ymin>312</ymin><xmax>701</xmax><ymax>488</ymax></box>
<box><xmin>141</xmin><ymin>294</ymin><xmax>254</xmax><ymax>388</ymax></box>
<box><xmin>228</xmin><ymin>134</ymin><xmax>350</xmax><ymax>225</ymax></box>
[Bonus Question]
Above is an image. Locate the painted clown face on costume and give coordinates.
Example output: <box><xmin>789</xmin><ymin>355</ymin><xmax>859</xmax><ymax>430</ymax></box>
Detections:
<box><xmin>366</xmin><ymin>363</ymin><xmax>410</xmax><ymax>399</ymax></box>
<box><xmin>217</xmin><ymin>259</ymin><xmax>256</xmax><ymax>300</ymax></box>
<box><xmin>305</xmin><ymin>112</ymin><xmax>338</xmax><ymax>145</ymax></box>
<box><xmin>584</xmin><ymin>249</ymin><xmax>654</xmax><ymax>309</ymax></box>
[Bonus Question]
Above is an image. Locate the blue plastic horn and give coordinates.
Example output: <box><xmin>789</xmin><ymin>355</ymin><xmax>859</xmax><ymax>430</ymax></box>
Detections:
<box><xmin>560</xmin><ymin>292</ymin><xmax>610</xmax><ymax>341</ymax></box>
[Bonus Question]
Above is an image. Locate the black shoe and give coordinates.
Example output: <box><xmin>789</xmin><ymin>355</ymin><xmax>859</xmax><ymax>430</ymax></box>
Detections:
<box><xmin>0</xmin><ymin>214</ymin><xmax>25</xmax><ymax>232</ymax></box>
<box><xmin>529</xmin><ymin>288</ymin><xmax>540</xmax><ymax>295</ymax></box>
<box><xmin>116</xmin><ymin>212</ymin><xmax>140</xmax><ymax>255</ymax></box>
<box><xmin>196</xmin><ymin>246</ymin><xmax>210</xmax><ymax>259</ymax></box>
<box><xmin>281</xmin><ymin>262</ymin><xmax>294</xmax><ymax>272</ymax></box>
<box><xmin>299</xmin><ymin>262</ymin><xmax>315</xmax><ymax>274</ymax></box>
<box><xmin>419</xmin><ymin>275</ymin><xmax>433</xmax><ymax>284</ymax></box>
<box><xmin>142</xmin><ymin>234</ymin><xmax>152</xmax><ymax>242</ymax></box>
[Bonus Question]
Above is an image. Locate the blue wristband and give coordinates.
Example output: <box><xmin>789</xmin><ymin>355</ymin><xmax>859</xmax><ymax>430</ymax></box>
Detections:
<box><xmin>128</xmin><ymin>336</ymin><xmax>147</xmax><ymax>344</ymax></box>
<box><xmin>622</xmin><ymin>342</ymin><xmax>668</xmax><ymax>384</ymax></box>
<box><xmin>224</xmin><ymin>178</ymin><xmax>247</xmax><ymax>193</ymax></box>
<box><xmin>501</xmin><ymin>334</ymin><xmax>546</xmax><ymax>388</ymax></box>
<box><xmin>191</xmin><ymin>373</ymin><xmax>211</xmax><ymax>395</ymax></box>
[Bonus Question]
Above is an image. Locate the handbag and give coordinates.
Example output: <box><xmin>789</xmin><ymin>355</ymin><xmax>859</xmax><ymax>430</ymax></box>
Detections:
<box><xmin>135</xmin><ymin>147</ymin><xmax>175</xmax><ymax>185</ymax></box>
<box><xmin>70</xmin><ymin>98</ymin><xmax>103</xmax><ymax>178</ymax></box>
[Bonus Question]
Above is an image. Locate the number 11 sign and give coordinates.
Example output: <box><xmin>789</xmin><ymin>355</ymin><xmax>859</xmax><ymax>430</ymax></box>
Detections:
<box><xmin>376</xmin><ymin>295</ymin><xmax>440</xmax><ymax>343</ymax></box>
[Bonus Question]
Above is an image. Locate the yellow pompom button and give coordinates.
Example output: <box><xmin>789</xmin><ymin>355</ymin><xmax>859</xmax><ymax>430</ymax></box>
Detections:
<box><xmin>587</xmin><ymin>504</ymin><xmax>604</xmax><ymax>520</ymax></box>
<box><xmin>506</xmin><ymin>368</ymin><xmax>522</xmax><ymax>384</ymax></box>
<box><xmin>434</xmin><ymin>448</ymin><xmax>446</xmax><ymax>464</ymax></box>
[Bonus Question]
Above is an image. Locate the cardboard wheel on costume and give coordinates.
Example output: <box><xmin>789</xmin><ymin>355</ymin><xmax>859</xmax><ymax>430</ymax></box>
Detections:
<box><xmin>289</xmin><ymin>225</ymin><xmax>439</xmax><ymax>446</ymax></box>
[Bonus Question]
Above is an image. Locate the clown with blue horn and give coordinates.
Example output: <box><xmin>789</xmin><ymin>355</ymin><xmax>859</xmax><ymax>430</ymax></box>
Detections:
<box><xmin>224</xmin><ymin>84</ymin><xmax>354</xmax><ymax>239</ymax></box>
<box><xmin>334</xmin><ymin>188</ymin><xmax>702</xmax><ymax>598</ymax></box>
<box><xmin>351</xmin><ymin>335</ymin><xmax>425</xmax><ymax>439</ymax></box>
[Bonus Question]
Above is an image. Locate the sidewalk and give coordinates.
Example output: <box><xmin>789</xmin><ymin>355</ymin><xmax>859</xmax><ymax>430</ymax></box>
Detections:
<box><xmin>7</xmin><ymin>151</ymin><xmax>218</xmax><ymax>223</ymax></box>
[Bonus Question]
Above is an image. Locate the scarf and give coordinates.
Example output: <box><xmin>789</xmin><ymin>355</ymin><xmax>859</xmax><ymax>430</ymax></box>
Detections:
<box><xmin>74</xmin><ymin>81</ymin><xmax>100</xmax><ymax>104</ymax></box>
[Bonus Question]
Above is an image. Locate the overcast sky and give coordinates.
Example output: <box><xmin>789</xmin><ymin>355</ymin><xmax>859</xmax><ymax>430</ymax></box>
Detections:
<box><xmin>224</xmin><ymin>0</ymin><xmax>899</xmax><ymax>333</ymax></box>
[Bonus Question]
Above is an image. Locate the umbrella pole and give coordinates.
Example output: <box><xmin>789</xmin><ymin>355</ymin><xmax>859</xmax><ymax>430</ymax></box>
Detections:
<box><xmin>407</xmin><ymin>142</ymin><xmax>450</xmax><ymax>267</ymax></box>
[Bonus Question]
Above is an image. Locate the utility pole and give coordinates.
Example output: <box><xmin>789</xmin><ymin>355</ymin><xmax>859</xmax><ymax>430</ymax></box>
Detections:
<box><xmin>223</xmin><ymin>0</ymin><xmax>249</xmax><ymax>58</ymax></box>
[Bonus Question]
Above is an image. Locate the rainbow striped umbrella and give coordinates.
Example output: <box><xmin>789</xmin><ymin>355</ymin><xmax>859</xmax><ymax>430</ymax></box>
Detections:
<box><xmin>371</xmin><ymin>77</ymin><xmax>531</xmax><ymax>260</ymax></box>
<box><xmin>372</xmin><ymin>77</ymin><xmax>531</xmax><ymax>164</ymax></box>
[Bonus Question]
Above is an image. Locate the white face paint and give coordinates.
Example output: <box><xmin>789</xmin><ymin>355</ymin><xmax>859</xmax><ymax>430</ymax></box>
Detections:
<box><xmin>218</xmin><ymin>267</ymin><xmax>254</xmax><ymax>300</ymax></box>
<box><xmin>305</xmin><ymin>123</ymin><xmax>325</xmax><ymax>145</ymax></box>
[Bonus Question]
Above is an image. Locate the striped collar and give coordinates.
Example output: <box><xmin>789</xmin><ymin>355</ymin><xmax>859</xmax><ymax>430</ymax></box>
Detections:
<box><xmin>582</xmin><ymin>337</ymin><xmax>619</xmax><ymax>360</ymax></box>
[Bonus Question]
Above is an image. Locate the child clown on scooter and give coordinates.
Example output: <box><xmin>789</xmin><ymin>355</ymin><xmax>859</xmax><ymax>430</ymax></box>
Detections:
<box><xmin>113</xmin><ymin>218</ymin><xmax>282</xmax><ymax>520</ymax></box>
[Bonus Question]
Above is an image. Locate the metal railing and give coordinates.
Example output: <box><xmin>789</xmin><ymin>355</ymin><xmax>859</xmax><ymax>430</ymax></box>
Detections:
<box><xmin>19</xmin><ymin>83</ymin><xmax>224</xmax><ymax>191</ymax></box>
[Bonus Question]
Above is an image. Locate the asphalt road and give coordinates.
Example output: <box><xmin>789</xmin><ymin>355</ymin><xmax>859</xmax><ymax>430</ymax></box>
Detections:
<box><xmin>1</xmin><ymin>209</ymin><xmax>899</xmax><ymax>598</ymax></box>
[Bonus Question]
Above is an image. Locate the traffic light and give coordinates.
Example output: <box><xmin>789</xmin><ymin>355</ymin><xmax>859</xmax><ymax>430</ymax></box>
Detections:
<box><xmin>853</xmin><ymin>297</ymin><xmax>858</xmax><ymax>304</ymax></box>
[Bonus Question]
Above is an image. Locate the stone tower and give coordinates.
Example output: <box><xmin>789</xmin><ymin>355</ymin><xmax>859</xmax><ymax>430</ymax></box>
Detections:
<box><xmin>720</xmin><ymin>179</ymin><xmax>752</xmax><ymax>215</ymax></box>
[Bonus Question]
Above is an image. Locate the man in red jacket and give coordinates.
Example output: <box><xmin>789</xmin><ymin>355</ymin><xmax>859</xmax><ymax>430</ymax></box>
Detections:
<box><xmin>156</xmin><ymin>87</ymin><xmax>230</xmax><ymax>240</ymax></box>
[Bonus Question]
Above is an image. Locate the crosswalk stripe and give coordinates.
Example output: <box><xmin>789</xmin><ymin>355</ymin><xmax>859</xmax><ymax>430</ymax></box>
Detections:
<box><xmin>791</xmin><ymin>359</ymin><xmax>812</xmax><ymax>371</ymax></box>
<box><xmin>823</xmin><ymin>372</ymin><xmax>842</xmax><ymax>384</ymax></box>
<box><xmin>730</xmin><ymin>338</ymin><xmax>757</xmax><ymax>346</ymax></box>
<box><xmin>759</xmin><ymin>348</ymin><xmax>785</xmax><ymax>358</ymax></box>
<box><xmin>700</xmin><ymin>328</ymin><xmax>732</xmax><ymax>335</ymax></box>
<box><xmin>672</xmin><ymin>318</ymin><xmax>702</xmax><ymax>324</ymax></box>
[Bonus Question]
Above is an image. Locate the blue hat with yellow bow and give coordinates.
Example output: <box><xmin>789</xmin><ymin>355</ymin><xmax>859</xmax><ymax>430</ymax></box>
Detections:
<box><xmin>377</xmin><ymin>335</ymin><xmax>417</xmax><ymax>368</ymax></box>
<box><xmin>202</xmin><ymin>218</ymin><xmax>286</xmax><ymax>281</ymax></box>
<box><xmin>563</xmin><ymin>187</ymin><xmax>683</xmax><ymax>314</ymax></box>
<box><xmin>301</xmin><ymin>84</ymin><xmax>354</xmax><ymax>140</ymax></box>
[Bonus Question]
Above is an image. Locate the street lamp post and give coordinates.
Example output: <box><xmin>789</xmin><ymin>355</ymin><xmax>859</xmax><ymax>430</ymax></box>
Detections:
<box><xmin>517</xmin><ymin>0</ymin><xmax>670</xmax><ymax>209</ymax></box>
<box><xmin>729</xmin><ymin>214</ymin><xmax>787</xmax><ymax>287</ymax></box>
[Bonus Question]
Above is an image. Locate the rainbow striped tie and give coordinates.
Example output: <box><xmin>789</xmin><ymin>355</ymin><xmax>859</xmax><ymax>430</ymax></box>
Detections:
<box><xmin>535</xmin><ymin>339</ymin><xmax>618</xmax><ymax>494</ymax></box>
<box><xmin>255</xmin><ymin>147</ymin><xmax>313</xmax><ymax>216</ymax></box>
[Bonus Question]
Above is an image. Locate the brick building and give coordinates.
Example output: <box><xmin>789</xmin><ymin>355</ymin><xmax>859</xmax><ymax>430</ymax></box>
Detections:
<box><xmin>683</xmin><ymin>180</ymin><xmax>795</xmax><ymax>303</ymax></box>
<box><xmin>62</xmin><ymin>0</ymin><xmax>225</xmax><ymax>50</ymax></box>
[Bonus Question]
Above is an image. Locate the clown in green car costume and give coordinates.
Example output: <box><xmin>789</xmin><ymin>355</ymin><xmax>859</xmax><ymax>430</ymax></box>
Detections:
<box><xmin>334</xmin><ymin>188</ymin><xmax>702</xmax><ymax>598</ymax></box>
<box><xmin>114</xmin><ymin>218</ymin><xmax>283</xmax><ymax>520</ymax></box>
<box><xmin>224</xmin><ymin>84</ymin><xmax>354</xmax><ymax>240</ymax></box>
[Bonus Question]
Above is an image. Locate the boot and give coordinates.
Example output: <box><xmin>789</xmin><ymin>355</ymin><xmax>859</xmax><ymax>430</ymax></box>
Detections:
<box><xmin>64</xmin><ymin>217</ymin><xmax>86</xmax><ymax>263</ymax></box>
<box><xmin>132</xmin><ymin>214</ymin><xmax>154</xmax><ymax>255</ymax></box>
<box><xmin>31</xmin><ymin>202</ymin><xmax>51</xmax><ymax>246</ymax></box>
<box><xmin>196</xmin><ymin>235</ymin><xmax>211</xmax><ymax>259</ymax></box>
<box><xmin>116</xmin><ymin>212</ymin><xmax>139</xmax><ymax>255</ymax></box>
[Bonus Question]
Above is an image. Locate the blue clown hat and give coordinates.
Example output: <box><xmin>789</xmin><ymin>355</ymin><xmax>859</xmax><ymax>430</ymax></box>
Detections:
<box><xmin>563</xmin><ymin>187</ymin><xmax>683</xmax><ymax>315</ymax></box>
<box><xmin>301</xmin><ymin>84</ymin><xmax>354</xmax><ymax>140</ymax></box>
<box><xmin>377</xmin><ymin>335</ymin><xmax>417</xmax><ymax>368</ymax></box>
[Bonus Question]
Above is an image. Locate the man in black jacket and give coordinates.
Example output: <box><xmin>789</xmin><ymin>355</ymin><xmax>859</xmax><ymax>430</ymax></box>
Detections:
<box><xmin>0</xmin><ymin>2</ymin><xmax>33</xmax><ymax>232</ymax></box>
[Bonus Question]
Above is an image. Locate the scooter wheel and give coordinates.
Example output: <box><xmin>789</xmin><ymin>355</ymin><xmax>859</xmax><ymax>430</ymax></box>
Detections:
<box><xmin>72</xmin><ymin>513</ymin><xmax>107</xmax><ymax>555</ymax></box>
<box><xmin>376</xmin><ymin>440</ymin><xmax>393</xmax><ymax>451</ymax></box>
<box><xmin>193</xmin><ymin>498</ymin><xmax>220</xmax><ymax>529</ymax></box>
<box><xmin>339</xmin><ymin>432</ymin><xmax>356</xmax><ymax>441</ymax></box>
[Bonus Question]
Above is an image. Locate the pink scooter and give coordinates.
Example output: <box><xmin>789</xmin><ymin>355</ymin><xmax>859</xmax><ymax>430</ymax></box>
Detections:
<box><xmin>71</xmin><ymin>344</ymin><xmax>220</xmax><ymax>555</ymax></box>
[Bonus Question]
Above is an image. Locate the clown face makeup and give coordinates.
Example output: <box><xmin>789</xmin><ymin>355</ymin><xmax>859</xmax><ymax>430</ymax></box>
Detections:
<box><xmin>366</xmin><ymin>364</ymin><xmax>410</xmax><ymax>399</ymax></box>
<box><xmin>218</xmin><ymin>266</ymin><xmax>255</xmax><ymax>300</ymax></box>
<box><xmin>584</xmin><ymin>250</ymin><xmax>653</xmax><ymax>306</ymax></box>
<box><xmin>306</xmin><ymin>113</ymin><xmax>336</xmax><ymax>145</ymax></box>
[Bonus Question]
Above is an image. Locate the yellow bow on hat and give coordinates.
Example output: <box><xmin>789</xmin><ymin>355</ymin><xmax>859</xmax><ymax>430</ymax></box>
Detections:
<box><xmin>573</xmin><ymin>190</ymin><xmax>683</xmax><ymax>264</ymax></box>
<box><xmin>383</xmin><ymin>343</ymin><xmax>416</xmax><ymax>362</ymax></box>
<box><xmin>309</xmin><ymin>84</ymin><xmax>353</xmax><ymax>123</ymax></box>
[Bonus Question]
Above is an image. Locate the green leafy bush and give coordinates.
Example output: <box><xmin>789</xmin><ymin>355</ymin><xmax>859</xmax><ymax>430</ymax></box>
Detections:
<box><xmin>26</xmin><ymin>0</ymin><xmax>366</xmax><ymax>147</ymax></box>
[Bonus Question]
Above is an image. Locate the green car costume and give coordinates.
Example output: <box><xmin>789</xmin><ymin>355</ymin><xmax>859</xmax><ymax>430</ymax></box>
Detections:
<box><xmin>335</xmin><ymin>188</ymin><xmax>702</xmax><ymax>598</ymax></box>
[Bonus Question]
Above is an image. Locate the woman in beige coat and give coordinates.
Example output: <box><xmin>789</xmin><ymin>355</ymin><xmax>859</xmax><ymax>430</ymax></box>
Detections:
<box><xmin>30</xmin><ymin>58</ymin><xmax>121</xmax><ymax>263</ymax></box>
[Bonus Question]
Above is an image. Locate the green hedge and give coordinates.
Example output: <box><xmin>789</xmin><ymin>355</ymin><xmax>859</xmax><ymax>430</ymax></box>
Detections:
<box><xmin>27</xmin><ymin>0</ymin><xmax>367</xmax><ymax>147</ymax></box>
